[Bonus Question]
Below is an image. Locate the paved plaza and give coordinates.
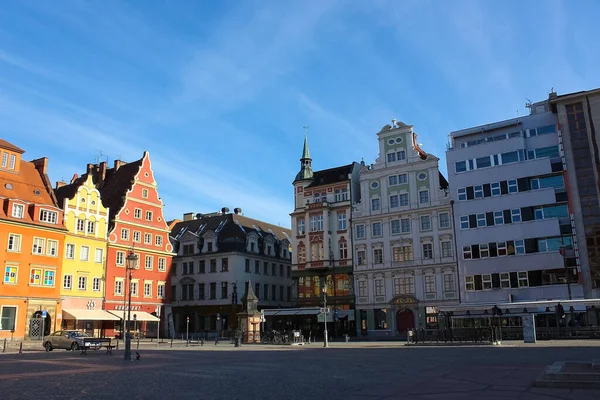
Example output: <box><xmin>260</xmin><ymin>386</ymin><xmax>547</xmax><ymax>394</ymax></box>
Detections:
<box><xmin>2</xmin><ymin>341</ymin><xmax>600</xmax><ymax>399</ymax></box>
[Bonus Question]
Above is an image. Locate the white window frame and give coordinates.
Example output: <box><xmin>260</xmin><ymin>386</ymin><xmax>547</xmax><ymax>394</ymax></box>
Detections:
<box><xmin>441</xmin><ymin>241</ymin><xmax>452</xmax><ymax>258</ymax></box>
<box><xmin>358</xmin><ymin>280</ymin><xmax>368</xmax><ymax>297</ymax></box>
<box><xmin>480</xmin><ymin>243</ymin><xmax>490</xmax><ymax>258</ymax></box>
<box><xmin>391</xmin><ymin>219</ymin><xmax>401</xmax><ymax>235</ymax></box>
<box><xmin>121</xmin><ymin>229</ymin><xmax>129</xmax><ymax>240</ymax></box>
<box><xmin>463</xmin><ymin>245</ymin><xmax>472</xmax><ymax>260</ymax></box>
<box><xmin>465</xmin><ymin>276</ymin><xmax>475</xmax><ymax>291</ymax></box>
<box><xmin>357</xmin><ymin>250</ymin><xmax>366</xmax><ymax>265</ymax></box>
<box><xmin>11</xmin><ymin>203</ymin><xmax>24</xmax><ymax>218</ymax></box>
<box><xmin>146</xmin><ymin>211</ymin><xmax>153</xmax><ymax>221</ymax></box>
<box><xmin>457</xmin><ymin>188</ymin><xmax>467</xmax><ymax>201</ymax></box>
<box><xmin>482</xmin><ymin>274</ymin><xmax>492</xmax><ymax>290</ymax></box>
<box><xmin>371</xmin><ymin>198</ymin><xmax>381</xmax><ymax>211</ymax></box>
<box><xmin>497</xmin><ymin>241</ymin><xmax>507</xmax><ymax>256</ymax></box>
<box><xmin>355</xmin><ymin>224</ymin><xmax>365</xmax><ymax>239</ymax></box>
<box><xmin>474</xmin><ymin>185</ymin><xmax>483</xmax><ymax>199</ymax></box>
<box><xmin>155</xmin><ymin>235</ymin><xmax>163</xmax><ymax>246</ymax></box>
<box><xmin>133</xmin><ymin>231</ymin><xmax>141</xmax><ymax>243</ymax></box>
<box><xmin>63</xmin><ymin>274</ymin><xmax>72</xmax><ymax>290</ymax></box>
<box><xmin>399</xmin><ymin>193</ymin><xmax>409</xmax><ymax>207</ymax></box>
<box><xmin>419</xmin><ymin>190</ymin><xmax>429</xmax><ymax>204</ymax></box>
<box><xmin>372</xmin><ymin>222</ymin><xmax>382</xmax><ymax>237</ymax></box>
<box><xmin>491</xmin><ymin>182</ymin><xmax>501</xmax><ymax>196</ymax></box>
<box><xmin>389</xmin><ymin>194</ymin><xmax>399</xmax><ymax>209</ymax></box>
<box><xmin>511</xmin><ymin>208</ymin><xmax>521</xmax><ymax>223</ymax></box>
<box><xmin>39</xmin><ymin>209</ymin><xmax>58</xmax><ymax>224</ymax></box>
<box><xmin>476</xmin><ymin>213</ymin><xmax>486</xmax><ymax>227</ymax></box>
<box><xmin>134</xmin><ymin>208</ymin><xmax>142</xmax><ymax>219</ymax></box>
<box><xmin>145</xmin><ymin>255</ymin><xmax>153</xmax><ymax>270</ymax></box>
<box><xmin>515</xmin><ymin>239</ymin><xmax>525</xmax><ymax>255</ymax></box>
<box><xmin>420</xmin><ymin>215</ymin><xmax>431</xmax><ymax>231</ymax></box>
<box><xmin>7</xmin><ymin>233</ymin><xmax>22</xmax><ymax>252</ymax></box>
<box><xmin>424</xmin><ymin>275</ymin><xmax>436</xmax><ymax>293</ymax></box>
<box><xmin>78</xmin><ymin>276</ymin><xmax>87</xmax><ymax>291</ymax></box>
<box><xmin>337</xmin><ymin>213</ymin><xmax>347</xmax><ymax>230</ymax></box>
<box><xmin>144</xmin><ymin>233</ymin><xmax>152</xmax><ymax>244</ymax></box>
<box><xmin>65</xmin><ymin>243</ymin><xmax>75</xmax><ymax>259</ymax></box>
<box><xmin>494</xmin><ymin>211</ymin><xmax>504</xmax><ymax>225</ymax></box>
<box><xmin>443</xmin><ymin>274</ymin><xmax>455</xmax><ymax>292</ymax></box>
<box><xmin>76</xmin><ymin>219</ymin><xmax>85</xmax><ymax>232</ymax></box>
<box><xmin>115</xmin><ymin>280</ymin><xmax>123</xmax><ymax>295</ymax></box>
<box><xmin>87</xmin><ymin>221</ymin><xmax>95</xmax><ymax>234</ymax></box>
<box><xmin>508</xmin><ymin>179</ymin><xmax>518</xmax><ymax>193</ymax></box>
<box><xmin>46</xmin><ymin>240</ymin><xmax>58</xmax><ymax>256</ymax></box>
<box><xmin>144</xmin><ymin>282</ymin><xmax>152</xmax><ymax>298</ymax></box>
<box><xmin>438</xmin><ymin>212</ymin><xmax>450</xmax><ymax>228</ymax></box>
<box><xmin>142</xmin><ymin>189</ymin><xmax>149</xmax><ymax>198</ymax></box>
<box><xmin>92</xmin><ymin>277</ymin><xmax>101</xmax><ymax>292</ymax></box>
<box><xmin>518</xmin><ymin>271</ymin><xmax>528</xmax><ymax>287</ymax></box>
<box><xmin>460</xmin><ymin>216</ymin><xmax>469</xmax><ymax>230</ymax></box>
<box><xmin>94</xmin><ymin>248</ymin><xmax>103</xmax><ymax>263</ymax></box>
<box><xmin>157</xmin><ymin>283</ymin><xmax>165</xmax><ymax>299</ymax></box>
<box><xmin>4</xmin><ymin>265</ymin><xmax>18</xmax><ymax>284</ymax></box>
<box><xmin>500</xmin><ymin>272</ymin><xmax>510</xmax><ymax>288</ymax></box>
<box><xmin>80</xmin><ymin>246</ymin><xmax>89</xmax><ymax>261</ymax></box>
<box><xmin>374</xmin><ymin>279</ymin><xmax>385</xmax><ymax>296</ymax></box>
<box><xmin>422</xmin><ymin>243</ymin><xmax>433</xmax><ymax>260</ymax></box>
<box><xmin>116</xmin><ymin>251</ymin><xmax>125</xmax><ymax>266</ymax></box>
<box><xmin>373</xmin><ymin>248</ymin><xmax>383</xmax><ymax>264</ymax></box>
<box><xmin>401</xmin><ymin>218</ymin><xmax>410</xmax><ymax>233</ymax></box>
<box><xmin>32</xmin><ymin>237</ymin><xmax>45</xmax><ymax>255</ymax></box>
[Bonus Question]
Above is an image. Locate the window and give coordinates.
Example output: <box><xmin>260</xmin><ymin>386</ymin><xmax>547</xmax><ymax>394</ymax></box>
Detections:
<box><xmin>373</xmin><ymin>248</ymin><xmax>383</xmax><ymax>264</ymax></box>
<box><xmin>463</xmin><ymin>245</ymin><xmax>472</xmax><ymax>259</ymax></box>
<box><xmin>43</xmin><ymin>271</ymin><xmax>54</xmax><ymax>286</ymax></box>
<box><xmin>419</xmin><ymin>190</ymin><xmax>429</xmax><ymax>204</ymax></box>
<box><xmin>1</xmin><ymin>152</ymin><xmax>6</xmax><ymax>168</ymax></box>
<box><xmin>115</xmin><ymin>280</ymin><xmax>123</xmax><ymax>295</ymax></box>
<box><xmin>272</xmin><ymin>263</ymin><xmax>277</xmax><ymax>276</ymax></box>
<box><xmin>394</xmin><ymin>276</ymin><xmax>414</xmax><ymax>295</ymax></box>
<box><xmin>389</xmin><ymin>195</ymin><xmax>399</xmax><ymax>209</ymax></box>
<box><xmin>482</xmin><ymin>274</ymin><xmax>492</xmax><ymax>290</ymax></box>
<box><xmin>501</xmin><ymin>151</ymin><xmax>519</xmax><ymax>164</ymax></box>
<box><xmin>157</xmin><ymin>283</ymin><xmax>165</xmax><ymax>299</ymax></box>
<box><xmin>309</xmin><ymin>215</ymin><xmax>323</xmax><ymax>232</ymax></box>
<box><xmin>375</xmin><ymin>279</ymin><xmax>384</xmax><ymax>296</ymax></box>
<box><xmin>443</xmin><ymin>274</ymin><xmax>455</xmax><ymax>292</ymax></box>
<box><xmin>476</xmin><ymin>156</ymin><xmax>491</xmax><ymax>169</ymax></box>
<box><xmin>297</xmin><ymin>219</ymin><xmax>305</xmax><ymax>235</ymax></box>
<box><xmin>219</xmin><ymin>281</ymin><xmax>228</xmax><ymax>299</ymax></box>
<box><xmin>39</xmin><ymin>210</ymin><xmax>58</xmax><ymax>224</ymax></box>
<box><xmin>508</xmin><ymin>179</ymin><xmax>518</xmax><ymax>193</ymax></box>
<box><xmin>7</xmin><ymin>234</ymin><xmax>21</xmax><ymax>252</ymax></box>
<box><xmin>511</xmin><ymin>208</ymin><xmax>521</xmax><ymax>223</ymax></box>
<box><xmin>476</xmin><ymin>213</ymin><xmax>486</xmax><ymax>228</ymax></box>
<box><xmin>4</xmin><ymin>266</ymin><xmax>17</xmax><ymax>284</ymax></box>
<box><xmin>142</xmin><ymin>189</ymin><xmax>148</xmax><ymax>198</ymax></box>
<box><xmin>356</xmin><ymin>224</ymin><xmax>365</xmax><ymax>239</ymax></box>
<box><xmin>116</xmin><ymin>251</ymin><xmax>125</xmax><ymax>266</ymax></box>
<box><xmin>459</xmin><ymin>216</ymin><xmax>469</xmax><ymax>230</ymax></box>
<box><xmin>465</xmin><ymin>276</ymin><xmax>474</xmax><ymax>291</ymax></box>
<box><xmin>0</xmin><ymin>306</ymin><xmax>17</xmax><ymax>331</ymax></box>
<box><xmin>372</xmin><ymin>222</ymin><xmax>382</xmax><ymax>237</ymax></box>
<box><xmin>400</xmin><ymin>218</ymin><xmax>410</xmax><ymax>233</ymax></box>
<box><xmin>30</xmin><ymin>268</ymin><xmax>42</xmax><ymax>285</ymax></box>
<box><xmin>387</xmin><ymin>153</ymin><xmax>396</xmax><ymax>162</ymax></box>
<box><xmin>474</xmin><ymin>185</ymin><xmax>483</xmax><ymax>199</ymax></box>
<box><xmin>44</xmin><ymin>240</ymin><xmax>57</xmax><ymax>256</ymax></box>
<box><xmin>80</xmin><ymin>246</ymin><xmax>89</xmax><ymax>261</ymax></box>
<box><xmin>31</xmin><ymin>237</ymin><xmax>44</xmax><ymax>255</ymax></box>
<box><xmin>144</xmin><ymin>282</ymin><xmax>152</xmax><ymax>297</ymax></box>
<box><xmin>424</xmin><ymin>275</ymin><xmax>436</xmax><ymax>293</ymax></box>
<box><xmin>480</xmin><ymin>243</ymin><xmax>489</xmax><ymax>258</ymax></box>
<box><xmin>93</xmin><ymin>278</ymin><xmax>101</xmax><ymax>292</ymax></box>
<box><xmin>94</xmin><ymin>248</ymin><xmax>103</xmax><ymax>263</ymax></box>
<box><xmin>145</xmin><ymin>256</ymin><xmax>153</xmax><ymax>270</ymax></box>
<box><xmin>397</xmin><ymin>150</ymin><xmax>406</xmax><ymax>160</ymax></box>
<box><xmin>392</xmin><ymin>246</ymin><xmax>412</xmax><ymax>262</ymax></box>
<box><xmin>245</xmin><ymin>259</ymin><xmax>250</xmax><ymax>273</ymax></box>
<box><xmin>358</xmin><ymin>281</ymin><xmax>368</xmax><ymax>297</ymax></box>
<box><xmin>146</xmin><ymin>211</ymin><xmax>153</xmax><ymax>221</ymax></box>
<box><xmin>422</xmin><ymin>243</ymin><xmax>433</xmax><ymax>260</ymax></box>
<box><xmin>399</xmin><ymin>193</ymin><xmax>409</xmax><ymax>206</ymax></box>
<box><xmin>497</xmin><ymin>241</ymin><xmax>507</xmax><ymax>256</ymax></box>
<box><xmin>334</xmin><ymin>188</ymin><xmax>348</xmax><ymax>202</ymax></box>
<box><xmin>439</xmin><ymin>213</ymin><xmax>450</xmax><ymax>228</ymax></box>
<box><xmin>500</xmin><ymin>272</ymin><xmax>510</xmax><ymax>288</ymax></box>
<box><xmin>420</xmin><ymin>215</ymin><xmax>431</xmax><ymax>231</ymax></box>
<box><xmin>155</xmin><ymin>236</ymin><xmax>163</xmax><ymax>246</ymax></box>
<box><xmin>338</xmin><ymin>213</ymin><xmax>347</xmax><ymax>230</ymax></box>
<box><xmin>371</xmin><ymin>198</ymin><xmax>381</xmax><ymax>211</ymax></box>
<box><xmin>494</xmin><ymin>211</ymin><xmax>504</xmax><ymax>225</ymax></box>
<box><xmin>210</xmin><ymin>259</ymin><xmax>217</xmax><ymax>273</ymax></box>
<box><xmin>455</xmin><ymin>161</ymin><xmax>467</xmax><ymax>173</ymax></box>
<box><xmin>8</xmin><ymin>154</ymin><xmax>15</xmax><ymax>169</ymax></box>
<box><xmin>388</xmin><ymin>175</ymin><xmax>398</xmax><ymax>186</ymax></box>
<box><xmin>87</xmin><ymin>221</ymin><xmax>96</xmax><ymax>234</ymax></box>
<box><xmin>133</xmin><ymin>231</ymin><xmax>141</xmax><ymax>243</ymax></box>
<box><xmin>144</xmin><ymin>233</ymin><xmax>152</xmax><ymax>244</ymax></box>
<box><xmin>518</xmin><ymin>271</ymin><xmax>529</xmax><ymax>287</ymax></box>
<box><xmin>134</xmin><ymin>208</ymin><xmax>142</xmax><ymax>219</ymax></box>
<box><xmin>131</xmin><ymin>281</ymin><xmax>139</xmax><ymax>296</ymax></box>
<box><xmin>76</xmin><ymin>219</ymin><xmax>85</xmax><ymax>232</ymax></box>
<box><xmin>12</xmin><ymin>203</ymin><xmax>24</xmax><ymax>218</ymax></box>
<box><xmin>491</xmin><ymin>182</ymin><xmax>500</xmax><ymax>196</ymax></box>
<box><xmin>515</xmin><ymin>239</ymin><xmax>525</xmax><ymax>255</ymax></box>
<box><xmin>63</xmin><ymin>275</ymin><xmax>72</xmax><ymax>289</ymax></box>
<box><xmin>441</xmin><ymin>241</ymin><xmax>452</xmax><ymax>258</ymax></box>
<box><xmin>457</xmin><ymin>188</ymin><xmax>467</xmax><ymax>201</ymax></box>
<box><xmin>339</xmin><ymin>241</ymin><xmax>347</xmax><ymax>259</ymax></box>
<box><xmin>357</xmin><ymin>250</ymin><xmax>366</xmax><ymax>265</ymax></box>
<box><xmin>78</xmin><ymin>276</ymin><xmax>87</xmax><ymax>290</ymax></box>
<box><xmin>121</xmin><ymin>229</ymin><xmax>129</xmax><ymax>240</ymax></box>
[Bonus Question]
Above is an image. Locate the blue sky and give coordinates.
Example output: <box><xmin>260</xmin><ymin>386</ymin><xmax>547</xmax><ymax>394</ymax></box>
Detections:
<box><xmin>1</xmin><ymin>0</ymin><xmax>599</xmax><ymax>227</ymax></box>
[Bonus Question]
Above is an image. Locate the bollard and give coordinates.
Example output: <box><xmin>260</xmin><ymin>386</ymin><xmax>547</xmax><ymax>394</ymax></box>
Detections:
<box><xmin>215</xmin><ymin>336</ymin><xmax>218</xmax><ymax>346</ymax></box>
<box><xmin>201</xmin><ymin>337</ymin><xmax>204</xmax><ymax>346</ymax></box>
<box><xmin>19</xmin><ymin>342</ymin><xmax>23</xmax><ymax>354</ymax></box>
<box><xmin>2</xmin><ymin>338</ymin><xmax>6</xmax><ymax>353</ymax></box>
<box><xmin>137</xmin><ymin>335</ymin><xmax>140</xmax><ymax>349</ymax></box>
<box><xmin>170</xmin><ymin>337</ymin><xmax>173</xmax><ymax>348</ymax></box>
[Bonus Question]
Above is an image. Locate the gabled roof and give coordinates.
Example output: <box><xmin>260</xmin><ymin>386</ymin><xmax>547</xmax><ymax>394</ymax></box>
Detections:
<box><xmin>305</xmin><ymin>163</ymin><xmax>354</xmax><ymax>188</ymax></box>
<box><xmin>0</xmin><ymin>139</ymin><xmax>24</xmax><ymax>154</ymax></box>
<box><xmin>54</xmin><ymin>174</ymin><xmax>88</xmax><ymax>207</ymax></box>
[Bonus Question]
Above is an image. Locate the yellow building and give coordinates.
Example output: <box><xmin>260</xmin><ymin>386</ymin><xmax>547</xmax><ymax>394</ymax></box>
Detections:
<box><xmin>55</xmin><ymin>170</ymin><xmax>119</xmax><ymax>335</ymax></box>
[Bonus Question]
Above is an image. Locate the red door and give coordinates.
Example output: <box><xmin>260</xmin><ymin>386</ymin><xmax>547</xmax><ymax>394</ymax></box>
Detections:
<box><xmin>396</xmin><ymin>309</ymin><xmax>415</xmax><ymax>334</ymax></box>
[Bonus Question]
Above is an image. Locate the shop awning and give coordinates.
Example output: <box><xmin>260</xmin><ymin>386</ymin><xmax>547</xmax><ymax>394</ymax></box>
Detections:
<box><xmin>107</xmin><ymin>311</ymin><xmax>159</xmax><ymax>322</ymax></box>
<box><xmin>62</xmin><ymin>309</ymin><xmax>120</xmax><ymax>321</ymax></box>
<box><xmin>295</xmin><ymin>309</ymin><xmax>321</xmax><ymax>315</ymax></box>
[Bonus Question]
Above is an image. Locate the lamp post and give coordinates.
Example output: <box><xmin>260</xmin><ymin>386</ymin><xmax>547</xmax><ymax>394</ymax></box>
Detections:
<box><xmin>123</xmin><ymin>250</ymin><xmax>138</xmax><ymax>361</ymax></box>
<box><xmin>322</xmin><ymin>280</ymin><xmax>329</xmax><ymax>348</ymax></box>
<box><xmin>559</xmin><ymin>246</ymin><xmax>572</xmax><ymax>300</ymax></box>
<box><xmin>216</xmin><ymin>313</ymin><xmax>221</xmax><ymax>345</ymax></box>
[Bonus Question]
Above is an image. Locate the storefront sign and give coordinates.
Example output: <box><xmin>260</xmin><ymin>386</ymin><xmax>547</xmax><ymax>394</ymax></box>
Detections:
<box><xmin>390</xmin><ymin>295</ymin><xmax>418</xmax><ymax>307</ymax></box>
<box><xmin>87</xmin><ymin>300</ymin><xmax>96</xmax><ymax>310</ymax></box>
<box><xmin>114</xmin><ymin>305</ymin><xmax>142</xmax><ymax>311</ymax></box>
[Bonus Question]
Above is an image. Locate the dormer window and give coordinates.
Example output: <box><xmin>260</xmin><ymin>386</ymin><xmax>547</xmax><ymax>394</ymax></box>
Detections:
<box><xmin>12</xmin><ymin>203</ymin><xmax>24</xmax><ymax>218</ymax></box>
<box><xmin>267</xmin><ymin>245</ymin><xmax>272</xmax><ymax>256</ymax></box>
<box><xmin>39</xmin><ymin>210</ymin><xmax>58</xmax><ymax>224</ymax></box>
<box><xmin>9</xmin><ymin>155</ymin><xmax>15</xmax><ymax>169</ymax></box>
<box><xmin>251</xmin><ymin>242</ymin><xmax>255</xmax><ymax>252</ymax></box>
<box><xmin>207</xmin><ymin>242</ymin><xmax>213</xmax><ymax>252</ymax></box>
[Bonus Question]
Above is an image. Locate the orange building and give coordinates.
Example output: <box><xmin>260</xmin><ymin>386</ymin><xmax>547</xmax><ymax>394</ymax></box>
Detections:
<box><xmin>0</xmin><ymin>140</ymin><xmax>66</xmax><ymax>340</ymax></box>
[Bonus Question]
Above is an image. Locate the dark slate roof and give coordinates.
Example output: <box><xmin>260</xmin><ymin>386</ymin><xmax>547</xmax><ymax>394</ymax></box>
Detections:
<box><xmin>54</xmin><ymin>174</ymin><xmax>88</xmax><ymax>207</ymax></box>
<box><xmin>95</xmin><ymin>160</ymin><xmax>143</xmax><ymax>216</ymax></box>
<box><xmin>305</xmin><ymin>163</ymin><xmax>354</xmax><ymax>188</ymax></box>
<box><xmin>171</xmin><ymin>212</ymin><xmax>292</xmax><ymax>244</ymax></box>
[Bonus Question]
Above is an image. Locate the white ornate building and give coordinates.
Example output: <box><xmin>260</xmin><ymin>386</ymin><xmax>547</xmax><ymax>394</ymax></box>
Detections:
<box><xmin>352</xmin><ymin>120</ymin><xmax>459</xmax><ymax>338</ymax></box>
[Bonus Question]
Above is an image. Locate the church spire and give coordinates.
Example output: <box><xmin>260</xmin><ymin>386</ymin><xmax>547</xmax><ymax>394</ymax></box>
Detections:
<box><xmin>293</xmin><ymin>132</ymin><xmax>313</xmax><ymax>183</ymax></box>
<box><xmin>301</xmin><ymin>134</ymin><xmax>311</xmax><ymax>160</ymax></box>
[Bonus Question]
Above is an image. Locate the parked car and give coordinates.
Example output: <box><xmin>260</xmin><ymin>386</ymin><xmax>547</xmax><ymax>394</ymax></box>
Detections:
<box><xmin>43</xmin><ymin>330</ymin><xmax>111</xmax><ymax>352</ymax></box>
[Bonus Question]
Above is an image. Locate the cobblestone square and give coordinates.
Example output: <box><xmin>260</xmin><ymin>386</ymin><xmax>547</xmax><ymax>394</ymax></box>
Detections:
<box><xmin>2</xmin><ymin>342</ymin><xmax>600</xmax><ymax>399</ymax></box>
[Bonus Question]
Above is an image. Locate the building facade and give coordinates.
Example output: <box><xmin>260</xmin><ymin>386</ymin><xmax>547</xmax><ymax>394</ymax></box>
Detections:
<box><xmin>290</xmin><ymin>137</ymin><xmax>361</xmax><ymax>336</ymax></box>
<box><xmin>352</xmin><ymin>121</ymin><xmax>458</xmax><ymax>338</ymax></box>
<box><xmin>54</xmin><ymin>171</ymin><xmax>115</xmax><ymax>336</ymax></box>
<box><xmin>81</xmin><ymin>154</ymin><xmax>174</xmax><ymax>338</ymax></box>
<box><xmin>445</xmin><ymin>96</ymin><xmax>585</xmax><ymax>324</ymax></box>
<box><xmin>169</xmin><ymin>209</ymin><xmax>293</xmax><ymax>335</ymax></box>
<box><xmin>0</xmin><ymin>140</ymin><xmax>66</xmax><ymax>340</ymax></box>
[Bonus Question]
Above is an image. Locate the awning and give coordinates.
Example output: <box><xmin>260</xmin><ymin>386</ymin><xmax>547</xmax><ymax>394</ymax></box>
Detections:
<box><xmin>107</xmin><ymin>311</ymin><xmax>159</xmax><ymax>322</ymax></box>
<box><xmin>295</xmin><ymin>309</ymin><xmax>320</xmax><ymax>315</ymax></box>
<box><xmin>62</xmin><ymin>309</ymin><xmax>120</xmax><ymax>321</ymax></box>
<box><xmin>271</xmin><ymin>310</ymin><xmax>301</xmax><ymax>316</ymax></box>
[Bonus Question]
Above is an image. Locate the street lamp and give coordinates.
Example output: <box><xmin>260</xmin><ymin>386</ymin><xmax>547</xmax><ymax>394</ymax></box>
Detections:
<box><xmin>322</xmin><ymin>280</ymin><xmax>329</xmax><ymax>348</ymax></box>
<box><xmin>123</xmin><ymin>250</ymin><xmax>138</xmax><ymax>361</ymax></box>
<box><xmin>216</xmin><ymin>313</ymin><xmax>221</xmax><ymax>345</ymax></box>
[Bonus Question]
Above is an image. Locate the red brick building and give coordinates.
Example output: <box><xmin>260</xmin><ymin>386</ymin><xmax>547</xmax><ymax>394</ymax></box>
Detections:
<box><xmin>79</xmin><ymin>153</ymin><xmax>173</xmax><ymax>338</ymax></box>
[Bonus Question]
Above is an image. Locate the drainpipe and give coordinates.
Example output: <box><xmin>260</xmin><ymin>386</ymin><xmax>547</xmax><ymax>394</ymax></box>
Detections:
<box><xmin>450</xmin><ymin>200</ymin><xmax>461</xmax><ymax>303</ymax></box>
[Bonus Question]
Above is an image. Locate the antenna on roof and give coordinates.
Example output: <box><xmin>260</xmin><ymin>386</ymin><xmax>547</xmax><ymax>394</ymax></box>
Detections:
<box><xmin>525</xmin><ymin>98</ymin><xmax>532</xmax><ymax>110</ymax></box>
<box><xmin>95</xmin><ymin>150</ymin><xmax>108</xmax><ymax>164</ymax></box>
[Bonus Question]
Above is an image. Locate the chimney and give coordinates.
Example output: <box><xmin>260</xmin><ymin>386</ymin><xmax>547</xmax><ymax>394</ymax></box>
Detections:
<box><xmin>234</xmin><ymin>207</ymin><xmax>242</xmax><ymax>215</ymax></box>
<box><xmin>99</xmin><ymin>161</ymin><xmax>107</xmax><ymax>180</ymax></box>
<box><xmin>70</xmin><ymin>173</ymin><xmax>79</xmax><ymax>184</ymax></box>
<box><xmin>114</xmin><ymin>159</ymin><xmax>125</xmax><ymax>171</ymax></box>
<box><xmin>221</xmin><ymin>207</ymin><xmax>230</xmax><ymax>215</ymax></box>
<box><xmin>183</xmin><ymin>212</ymin><xmax>194</xmax><ymax>221</ymax></box>
<box><xmin>55</xmin><ymin>181</ymin><xmax>67</xmax><ymax>189</ymax></box>
<box><xmin>32</xmin><ymin>157</ymin><xmax>48</xmax><ymax>175</ymax></box>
